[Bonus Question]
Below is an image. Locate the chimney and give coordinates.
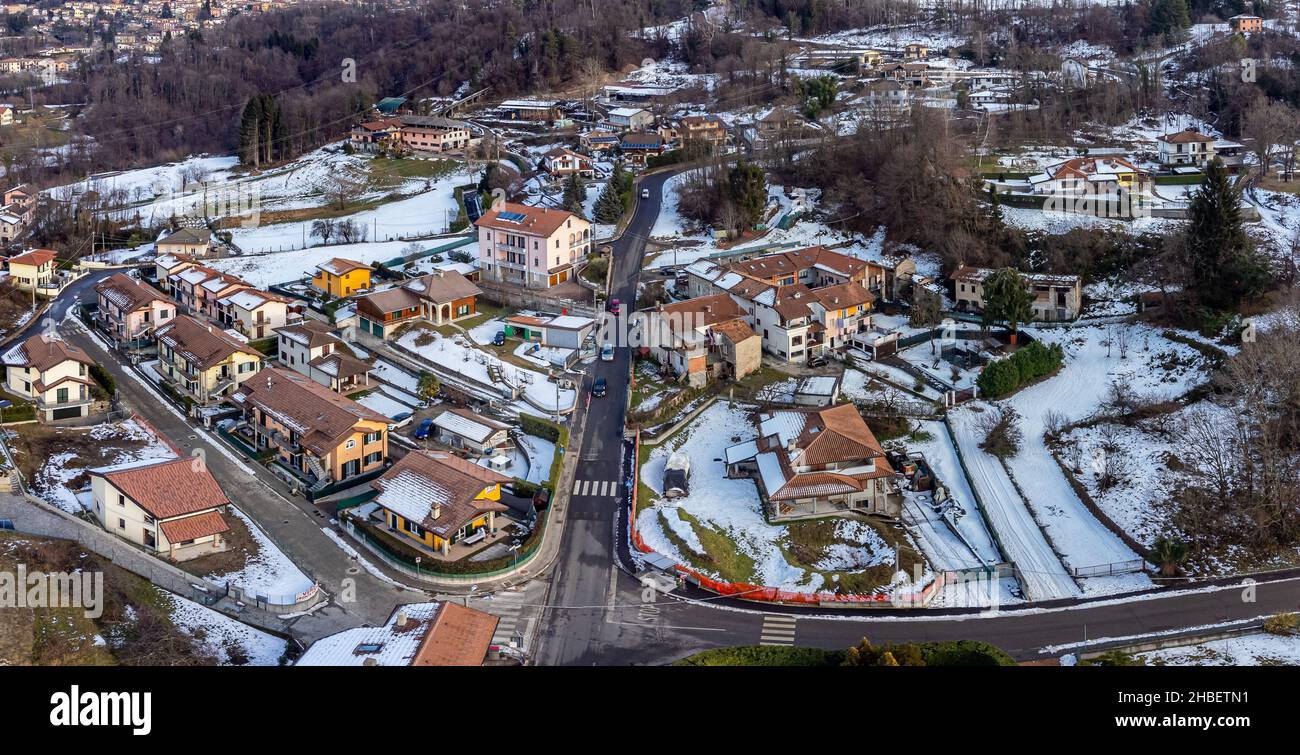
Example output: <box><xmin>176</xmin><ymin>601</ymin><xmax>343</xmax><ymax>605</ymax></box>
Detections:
<box><xmin>431</xmin><ymin>504</ymin><xmax>442</xmax><ymax>520</ymax></box>
<box><xmin>786</xmin><ymin>436</ymin><xmax>797</xmax><ymax>454</ymax></box>
<box><xmin>396</xmin><ymin>610</ymin><xmax>408</xmax><ymax>628</ymax></box>
<box><xmin>363</xmin><ymin>657</ymin><xmax>378</xmax><ymax>667</ymax></box>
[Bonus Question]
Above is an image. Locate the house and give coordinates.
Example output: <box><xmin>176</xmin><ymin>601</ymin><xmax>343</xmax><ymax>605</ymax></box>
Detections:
<box><xmin>153</xmin><ymin>315</ymin><xmax>264</xmax><ymax>404</ymax></box>
<box><xmin>154</xmin><ymin>253</ymin><xmax>195</xmax><ymax>294</ymax></box>
<box><xmin>156</xmin><ymin>227</ymin><xmax>213</xmax><ymax>257</ymax></box>
<box><xmin>643</xmin><ymin>294</ymin><xmax>762</xmax><ymax>387</ymax></box>
<box><xmin>618</xmin><ymin>131</ymin><xmax>666</xmax><ymax>165</ymax></box>
<box><xmin>275</xmin><ymin>320</ymin><xmax>371</xmax><ymax>394</ymax></box>
<box><xmin>542</xmin><ymin>148</ymin><xmax>595</xmax><ymax>178</ymax></box>
<box><xmin>754</xmin><ymin>107</ymin><xmax>803</xmax><ymax>138</ymax></box>
<box><xmin>862</xmin><ymin>79</ymin><xmax>911</xmax><ymax>114</ymax></box>
<box><xmin>348</xmin><ymin>118</ymin><xmax>401</xmax><ymax>151</ymax></box>
<box><xmin>883</xmin><ymin>62</ymin><xmax>931</xmax><ymax>88</ymax></box>
<box><xmin>0</xmin><ymin>105</ymin><xmax>11</xmax><ymax>126</ymax></box>
<box><xmin>903</xmin><ymin>42</ymin><xmax>929</xmax><ymax>60</ymax></box>
<box><xmin>194</xmin><ymin>270</ymin><xmax>252</xmax><ymax>322</ymax></box>
<box><xmin>355</xmin><ymin>269</ymin><xmax>482</xmax><ymax>338</ymax></box>
<box><xmin>370</xmin><ymin>450</ymin><xmax>509</xmax><ymax>557</ymax></box>
<box><xmin>0</xmin><ymin>206</ymin><xmax>24</xmax><ymax>242</ymax></box>
<box><xmin>6</xmin><ymin>248</ymin><xmax>58</xmax><ymax>292</ymax></box>
<box><xmin>217</xmin><ymin>288</ymin><xmax>294</xmax><ymax>340</ymax></box>
<box><xmin>950</xmin><ymin>265</ymin><xmax>1082</xmax><ymax>321</ymax></box>
<box><xmin>89</xmin><ymin>457</ymin><xmax>231</xmax><ymax>562</ymax></box>
<box><xmin>1028</xmin><ymin>156</ymin><xmax>1152</xmax><ymax>197</ymax></box>
<box><xmin>296</xmin><ymin>602</ymin><xmax>498</xmax><ymax>666</ymax></box>
<box><xmin>396</xmin><ymin>115</ymin><xmax>472</xmax><ymax>153</ymax></box>
<box><xmin>431</xmin><ymin>406</ymin><xmax>511</xmax><ymax>455</ymax></box>
<box><xmin>474</xmin><ymin>202</ymin><xmax>591</xmax><ymax>289</ymax></box>
<box><xmin>311</xmin><ymin>257</ymin><xmax>373</xmax><ymax>298</ymax></box>
<box><xmin>675</xmin><ymin>115</ymin><xmax>729</xmax><ymax>151</ymax></box>
<box><xmin>606</xmin><ymin>106</ymin><xmax>655</xmax><ymax>132</ymax></box>
<box><xmin>724</xmin><ymin>403</ymin><xmax>900</xmax><ymax>521</ymax></box>
<box><xmin>1157</xmin><ymin>129</ymin><xmax>1217</xmax><ymax>167</ymax></box>
<box><xmin>2</xmin><ymin>334</ymin><xmax>97</xmax><ymax>421</ymax></box>
<box><xmin>3</xmin><ymin>185</ymin><xmax>36</xmax><ymax>223</ymax></box>
<box><xmin>1230</xmin><ymin>14</ymin><xmax>1263</xmax><ymax>33</ymax></box>
<box><xmin>233</xmin><ymin>367</ymin><xmax>390</xmax><ymax>486</ymax></box>
<box><xmin>94</xmin><ymin>273</ymin><xmax>175</xmax><ymax>345</ymax></box>
<box><xmin>580</xmin><ymin>129</ymin><xmax>621</xmax><ymax>153</ymax></box>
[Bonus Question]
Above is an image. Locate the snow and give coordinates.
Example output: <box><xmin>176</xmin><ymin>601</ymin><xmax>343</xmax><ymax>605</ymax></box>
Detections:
<box><xmin>356</xmin><ymin>390</ymin><xmax>415</xmax><ymax>420</ymax></box>
<box><xmin>515</xmin><ymin>432</ymin><xmax>557</xmax><ymax>485</ymax></box>
<box><xmin>1141</xmin><ymin>632</ymin><xmax>1300</xmax><ymax>666</ymax></box>
<box><xmin>371</xmin><ymin>359</ymin><xmax>422</xmax><ymax>394</ymax></box>
<box><xmin>34</xmin><ymin>419</ymin><xmax>178</xmax><ymax>515</ymax></box>
<box><xmin>205</xmin><ymin>240</ymin><xmax>414</xmax><ymax>288</ymax></box>
<box><xmin>636</xmin><ymin>402</ymin><xmax>901</xmax><ymax>593</ymax></box>
<box><xmin>209</xmin><ymin>505</ymin><xmax>315</xmax><ymax>603</ymax></box>
<box><xmin>395</xmin><ymin>330</ymin><xmax>575</xmax><ymax>414</ymax></box>
<box><xmin>165</xmin><ymin>592</ymin><xmax>287</xmax><ymax>666</ymax></box>
<box><xmin>903</xmin><ymin>421</ymin><xmax>1003</xmax><ymax>569</ymax></box>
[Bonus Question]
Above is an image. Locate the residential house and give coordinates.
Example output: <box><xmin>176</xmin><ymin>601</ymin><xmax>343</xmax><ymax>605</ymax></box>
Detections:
<box><xmin>0</xmin><ymin>205</ymin><xmax>25</xmax><ymax>242</ymax></box>
<box><xmin>2</xmin><ymin>334</ymin><xmax>97</xmax><ymax>421</ymax></box>
<box><xmin>862</xmin><ymin>79</ymin><xmax>911</xmax><ymax>115</ymax></box>
<box><xmin>1157</xmin><ymin>129</ymin><xmax>1217</xmax><ymax>167</ymax></box>
<box><xmin>1230</xmin><ymin>14</ymin><xmax>1263</xmax><ymax>33</ymax></box>
<box><xmin>348</xmin><ymin>118</ymin><xmax>401</xmax><ymax>151</ymax></box>
<box><xmin>754</xmin><ymin>107</ymin><xmax>804</xmax><ymax>139</ymax></box>
<box><xmin>296</xmin><ymin>602</ymin><xmax>498</xmax><ymax>666</ymax></box>
<box><xmin>883</xmin><ymin>62</ymin><xmax>931</xmax><ymax>88</ymax></box>
<box><xmin>543</xmin><ymin>148</ymin><xmax>595</xmax><ymax>178</ymax></box>
<box><xmin>724</xmin><ymin>403</ymin><xmax>900</xmax><ymax>521</ymax></box>
<box><xmin>474</xmin><ymin>202</ymin><xmax>591</xmax><ymax>289</ymax></box>
<box><xmin>579</xmin><ymin>129</ymin><xmax>621</xmax><ymax>153</ymax></box>
<box><xmin>355</xmin><ymin>269</ymin><xmax>482</xmax><ymax>338</ymax></box>
<box><xmin>233</xmin><ymin>367</ymin><xmax>390</xmax><ymax>485</ymax></box>
<box><xmin>156</xmin><ymin>227</ymin><xmax>213</xmax><ymax>257</ymax></box>
<box><xmin>0</xmin><ymin>105</ymin><xmax>11</xmax><ymax>126</ymax></box>
<box><xmin>195</xmin><ymin>270</ymin><xmax>252</xmax><ymax>322</ymax></box>
<box><xmin>154</xmin><ymin>315</ymin><xmax>264</xmax><ymax>404</ymax></box>
<box><xmin>218</xmin><ymin>287</ymin><xmax>294</xmax><ymax>339</ymax></box>
<box><xmin>1028</xmin><ymin>156</ymin><xmax>1152</xmax><ymax>197</ymax></box>
<box><xmin>606</xmin><ymin>106</ymin><xmax>655</xmax><ymax>131</ymax></box>
<box><xmin>6</xmin><ymin>248</ymin><xmax>58</xmax><ymax>292</ymax></box>
<box><xmin>619</xmin><ymin>131</ymin><xmax>666</xmax><ymax>166</ymax></box>
<box><xmin>370</xmin><ymin>450</ymin><xmax>509</xmax><ymax>557</ymax></box>
<box><xmin>154</xmin><ymin>253</ymin><xmax>195</xmax><ymax>294</ymax></box>
<box><xmin>643</xmin><ymin>293</ymin><xmax>762</xmax><ymax>387</ymax></box>
<box><xmin>396</xmin><ymin>115</ymin><xmax>471</xmax><ymax>153</ymax></box>
<box><xmin>4</xmin><ymin>185</ymin><xmax>36</xmax><ymax>223</ymax></box>
<box><xmin>431</xmin><ymin>406</ymin><xmax>512</xmax><ymax>455</ymax></box>
<box><xmin>903</xmin><ymin>42</ymin><xmax>929</xmax><ymax>60</ymax></box>
<box><xmin>311</xmin><ymin>257</ymin><xmax>373</xmax><ymax>298</ymax></box>
<box><xmin>89</xmin><ymin>457</ymin><xmax>231</xmax><ymax>562</ymax></box>
<box><xmin>950</xmin><ymin>265</ymin><xmax>1081</xmax><ymax>321</ymax></box>
<box><xmin>275</xmin><ymin>320</ymin><xmax>371</xmax><ymax>394</ymax></box>
<box><xmin>94</xmin><ymin>273</ymin><xmax>175</xmax><ymax>345</ymax></box>
<box><xmin>675</xmin><ymin>115</ymin><xmax>729</xmax><ymax>151</ymax></box>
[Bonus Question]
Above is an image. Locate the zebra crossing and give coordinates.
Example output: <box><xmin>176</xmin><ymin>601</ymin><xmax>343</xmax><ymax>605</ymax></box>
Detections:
<box><xmin>759</xmin><ymin>615</ymin><xmax>798</xmax><ymax>646</ymax></box>
<box><xmin>484</xmin><ymin>592</ymin><xmax>530</xmax><ymax>651</ymax></box>
<box><xmin>571</xmin><ymin>478</ymin><xmax>622</xmax><ymax>499</ymax></box>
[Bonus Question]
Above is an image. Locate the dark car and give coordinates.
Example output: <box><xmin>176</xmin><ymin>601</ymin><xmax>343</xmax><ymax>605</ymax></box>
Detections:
<box><xmin>414</xmin><ymin>418</ymin><xmax>434</xmax><ymax>439</ymax></box>
<box><xmin>493</xmin><ymin>330</ymin><xmax>506</xmax><ymax>346</ymax></box>
<box><xmin>592</xmin><ymin>377</ymin><xmax>607</xmax><ymax>397</ymax></box>
<box><xmin>807</xmin><ymin>354</ymin><xmax>829</xmax><ymax>368</ymax></box>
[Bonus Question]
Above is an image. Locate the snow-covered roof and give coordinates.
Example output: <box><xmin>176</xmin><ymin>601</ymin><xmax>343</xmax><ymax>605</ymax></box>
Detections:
<box><xmin>295</xmin><ymin>603</ymin><xmax>442</xmax><ymax>666</ymax></box>
<box><xmin>724</xmin><ymin>439</ymin><xmax>759</xmax><ymax>465</ymax></box>
<box><xmin>433</xmin><ymin>410</ymin><xmax>500</xmax><ymax>444</ymax></box>
<box><xmin>545</xmin><ymin>315</ymin><xmax>593</xmax><ymax>330</ymax></box>
<box><xmin>755</xmin><ymin>452</ymin><xmax>788</xmax><ymax>497</ymax></box>
<box><xmin>759</xmin><ymin>411</ymin><xmax>808</xmax><ymax>447</ymax></box>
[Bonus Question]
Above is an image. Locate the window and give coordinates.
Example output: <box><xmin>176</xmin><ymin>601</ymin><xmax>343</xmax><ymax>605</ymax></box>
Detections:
<box><xmin>365</xmin><ymin>431</ymin><xmax>382</xmax><ymax>444</ymax></box>
<box><xmin>345</xmin><ymin>439</ymin><xmax>357</xmax><ymax>450</ymax></box>
<box><xmin>118</xmin><ymin>493</ymin><xmax>126</xmax><ymax>507</ymax></box>
<box><xmin>365</xmin><ymin>451</ymin><xmax>383</xmax><ymax>465</ymax></box>
<box><xmin>118</xmin><ymin>518</ymin><xmax>126</xmax><ymax>530</ymax></box>
<box><xmin>408</xmin><ymin>521</ymin><xmax>424</xmax><ymax>538</ymax></box>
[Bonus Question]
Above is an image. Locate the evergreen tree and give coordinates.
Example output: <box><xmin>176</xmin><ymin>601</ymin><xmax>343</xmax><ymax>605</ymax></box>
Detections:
<box><xmin>562</xmin><ymin>173</ymin><xmax>587</xmax><ymax>216</ymax></box>
<box><xmin>1186</xmin><ymin>158</ymin><xmax>1267</xmax><ymax>311</ymax></box>
<box><xmin>238</xmin><ymin>96</ymin><xmax>262</xmax><ymax>167</ymax></box>
<box><xmin>981</xmin><ymin>267</ymin><xmax>1034</xmax><ymax>344</ymax></box>
<box><xmin>726</xmin><ymin>161</ymin><xmax>767</xmax><ymax>229</ymax></box>
<box><xmin>593</xmin><ymin>177</ymin><xmax>625</xmax><ymax>223</ymax></box>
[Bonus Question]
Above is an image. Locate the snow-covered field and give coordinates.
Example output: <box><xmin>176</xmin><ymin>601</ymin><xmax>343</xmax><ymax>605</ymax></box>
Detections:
<box><xmin>636</xmin><ymin>402</ymin><xmax>905</xmax><ymax>593</ymax></box>
<box><xmin>395</xmin><ymin>329</ymin><xmax>576</xmax><ymax>414</ymax></box>
<box><xmin>1141</xmin><ymin>632</ymin><xmax>1300</xmax><ymax>666</ymax></box>
<box><xmin>205</xmin><ymin>240</ymin><xmax>413</xmax><ymax>287</ymax></box>
<box><xmin>165</xmin><ymin>592</ymin><xmax>288</xmax><ymax>666</ymax></box>
<box><xmin>33</xmin><ymin>420</ymin><xmax>178</xmax><ymax>515</ymax></box>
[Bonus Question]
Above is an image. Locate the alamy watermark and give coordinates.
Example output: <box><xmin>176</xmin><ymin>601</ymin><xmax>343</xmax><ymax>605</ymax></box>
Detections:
<box><xmin>0</xmin><ymin>565</ymin><xmax>104</xmax><ymax>618</ymax></box>
<box><xmin>1042</xmin><ymin>182</ymin><xmax>1151</xmax><ymax>220</ymax></box>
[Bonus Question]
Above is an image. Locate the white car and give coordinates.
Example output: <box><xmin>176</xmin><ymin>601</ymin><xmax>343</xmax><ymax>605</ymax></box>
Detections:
<box><xmin>641</xmin><ymin>188</ymin><xmax>650</xmax><ymax>199</ymax></box>
<box><xmin>600</xmin><ymin>343</ymin><xmax>615</xmax><ymax>361</ymax></box>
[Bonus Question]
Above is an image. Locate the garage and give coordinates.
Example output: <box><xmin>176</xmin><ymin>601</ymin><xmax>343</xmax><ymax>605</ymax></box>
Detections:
<box><xmin>50</xmin><ymin>406</ymin><xmax>83</xmax><ymax>421</ymax></box>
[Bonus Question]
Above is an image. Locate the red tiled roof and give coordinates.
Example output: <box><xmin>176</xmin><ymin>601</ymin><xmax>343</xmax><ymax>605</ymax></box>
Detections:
<box><xmin>94</xmin><ymin>457</ymin><xmax>230</xmax><ymax>519</ymax></box>
<box><xmin>159</xmin><ymin>510</ymin><xmax>229</xmax><ymax>543</ymax></box>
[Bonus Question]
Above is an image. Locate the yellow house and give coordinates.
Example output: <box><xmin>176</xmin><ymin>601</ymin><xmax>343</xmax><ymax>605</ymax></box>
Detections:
<box><xmin>7</xmin><ymin>248</ymin><xmax>58</xmax><ymax>292</ymax></box>
<box><xmin>153</xmin><ymin>314</ymin><xmax>264</xmax><ymax>404</ymax></box>
<box><xmin>311</xmin><ymin>258</ymin><xmax>374</xmax><ymax>298</ymax></box>
<box><xmin>232</xmin><ymin>367</ymin><xmax>390</xmax><ymax>486</ymax></box>
<box><xmin>370</xmin><ymin>450</ymin><xmax>510</xmax><ymax>557</ymax></box>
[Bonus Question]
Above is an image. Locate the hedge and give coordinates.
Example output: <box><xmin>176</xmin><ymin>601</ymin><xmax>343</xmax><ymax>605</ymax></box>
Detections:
<box><xmin>89</xmin><ymin>364</ymin><xmax>116</xmax><ymax>395</ymax></box>
<box><xmin>977</xmin><ymin>341</ymin><xmax>1064</xmax><ymax>398</ymax></box>
<box><xmin>1</xmin><ymin>403</ymin><xmax>36</xmax><ymax>422</ymax></box>
<box><xmin>519</xmin><ymin>413</ymin><xmax>561</xmax><ymax>443</ymax></box>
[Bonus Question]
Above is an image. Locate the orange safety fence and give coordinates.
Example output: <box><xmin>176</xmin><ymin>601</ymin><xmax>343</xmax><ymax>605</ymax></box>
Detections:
<box><xmin>631</xmin><ymin>431</ymin><xmax>945</xmax><ymax>607</ymax></box>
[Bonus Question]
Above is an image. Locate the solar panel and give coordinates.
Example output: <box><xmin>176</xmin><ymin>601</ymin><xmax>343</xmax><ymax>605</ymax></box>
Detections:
<box><xmin>498</xmin><ymin>210</ymin><xmax>527</xmax><ymax>222</ymax></box>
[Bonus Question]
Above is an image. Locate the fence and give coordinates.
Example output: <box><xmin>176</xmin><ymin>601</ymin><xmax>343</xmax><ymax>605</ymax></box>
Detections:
<box><xmin>338</xmin><ymin>512</ymin><xmax>546</xmax><ymax>585</ymax></box>
<box><xmin>1070</xmin><ymin>559</ymin><xmax>1146</xmax><ymax>578</ymax></box>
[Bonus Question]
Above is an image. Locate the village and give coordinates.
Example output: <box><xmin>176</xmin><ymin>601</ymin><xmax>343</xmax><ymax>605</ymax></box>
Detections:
<box><xmin>0</xmin><ymin>0</ymin><xmax>1295</xmax><ymax>674</ymax></box>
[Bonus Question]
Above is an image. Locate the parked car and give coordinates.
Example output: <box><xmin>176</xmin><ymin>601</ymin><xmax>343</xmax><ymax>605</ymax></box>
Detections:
<box><xmin>807</xmin><ymin>354</ymin><xmax>829</xmax><ymax>368</ymax></box>
<box><xmin>493</xmin><ymin>330</ymin><xmax>506</xmax><ymax>346</ymax></box>
<box><xmin>606</xmin><ymin>298</ymin><xmax>621</xmax><ymax>314</ymax></box>
<box><xmin>600</xmin><ymin>343</ymin><xmax>614</xmax><ymax>361</ymax></box>
<box><xmin>414</xmin><ymin>418</ymin><xmax>434</xmax><ymax>440</ymax></box>
<box><xmin>641</xmin><ymin>188</ymin><xmax>650</xmax><ymax>199</ymax></box>
<box><xmin>592</xmin><ymin>377</ymin><xmax>608</xmax><ymax>397</ymax></box>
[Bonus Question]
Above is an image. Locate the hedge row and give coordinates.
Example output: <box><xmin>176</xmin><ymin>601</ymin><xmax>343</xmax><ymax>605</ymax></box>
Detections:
<box><xmin>519</xmin><ymin>413</ymin><xmax>561</xmax><ymax>443</ymax></box>
<box><xmin>976</xmin><ymin>341</ymin><xmax>1064</xmax><ymax>398</ymax></box>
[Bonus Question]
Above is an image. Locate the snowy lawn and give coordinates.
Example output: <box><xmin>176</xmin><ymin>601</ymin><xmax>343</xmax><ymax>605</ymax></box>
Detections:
<box><xmin>1140</xmin><ymin>632</ymin><xmax>1300</xmax><ymax>666</ymax></box>
<box><xmin>15</xmin><ymin>419</ymin><xmax>178</xmax><ymax>514</ymax></box>
<box><xmin>635</xmin><ymin>401</ymin><xmax>919</xmax><ymax>594</ymax></box>
<box><xmin>165</xmin><ymin>592</ymin><xmax>288</xmax><ymax>666</ymax></box>
<box><xmin>207</xmin><ymin>506</ymin><xmax>315</xmax><ymax>603</ymax></box>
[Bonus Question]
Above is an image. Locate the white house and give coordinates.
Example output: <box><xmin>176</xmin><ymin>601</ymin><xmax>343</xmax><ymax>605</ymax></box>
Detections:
<box><xmin>2</xmin><ymin>334</ymin><xmax>97</xmax><ymax>422</ymax></box>
<box><xmin>89</xmin><ymin>457</ymin><xmax>231</xmax><ymax>562</ymax></box>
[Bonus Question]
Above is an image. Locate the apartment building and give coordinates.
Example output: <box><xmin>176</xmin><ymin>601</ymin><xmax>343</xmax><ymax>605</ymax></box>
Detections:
<box><xmin>474</xmin><ymin>202</ymin><xmax>591</xmax><ymax>289</ymax></box>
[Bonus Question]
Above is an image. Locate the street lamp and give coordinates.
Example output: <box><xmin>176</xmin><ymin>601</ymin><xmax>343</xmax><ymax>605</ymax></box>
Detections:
<box><xmin>414</xmin><ymin>555</ymin><xmax>422</xmax><ymax>578</ymax></box>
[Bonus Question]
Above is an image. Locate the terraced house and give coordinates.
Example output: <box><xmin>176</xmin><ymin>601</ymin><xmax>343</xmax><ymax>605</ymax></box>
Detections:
<box><xmin>275</xmin><ymin>320</ymin><xmax>372</xmax><ymax>393</ymax></box>
<box><xmin>232</xmin><ymin>367</ymin><xmax>389</xmax><ymax>486</ymax></box>
<box><xmin>2</xmin><ymin>334</ymin><xmax>97</xmax><ymax>421</ymax></box>
<box><xmin>474</xmin><ymin>202</ymin><xmax>590</xmax><ymax>289</ymax></box>
<box><xmin>154</xmin><ymin>315</ymin><xmax>264</xmax><ymax>404</ymax></box>
<box><xmin>370</xmin><ymin>450</ymin><xmax>510</xmax><ymax>559</ymax></box>
<box><xmin>94</xmin><ymin>272</ymin><xmax>175</xmax><ymax>346</ymax></box>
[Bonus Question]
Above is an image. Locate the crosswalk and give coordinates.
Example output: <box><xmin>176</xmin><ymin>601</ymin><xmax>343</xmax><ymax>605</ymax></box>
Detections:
<box><xmin>571</xmin><ymin>479</ymin><xmax>622</xmax><ymax>498</ymax></box>
<box><xmin>484</xmin><ymin>592</ymin><xmax>529</xmax><ymax>651</ymax></box>
<box><xmin>759</xmin><ymin>615</ymin><xmax>798</xmax><ymax>646</ymax></box>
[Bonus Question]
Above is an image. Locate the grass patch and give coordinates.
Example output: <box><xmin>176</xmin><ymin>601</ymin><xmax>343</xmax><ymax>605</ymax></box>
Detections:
<box><xmin>366</xmin><ymin>157</ymin><xmax>460</xmax><ymax>188</ymax></box>
<box><xmin>778</xmin><ymin>517</ymin><xmax>923</xmax><ymax>595</ymax></box>
<box><xmin>673</xmin><ymin>509</ymin><xmax>758</xmax><ymax>584</ymax></box>
<box><xmin>675</xmin><ymin>646</ymin><xmax>844</xmax><ymax>666</ymax></box>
